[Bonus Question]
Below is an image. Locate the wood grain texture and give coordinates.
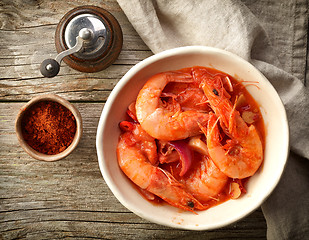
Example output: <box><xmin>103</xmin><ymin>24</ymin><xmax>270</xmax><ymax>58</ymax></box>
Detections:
<box><xmin>0</xmin><ymin>0</ymin><xmax>267</xmax><ymax>239</ymax></box>
<box><xmin>0</xmin><ymin>0</ymin><xmax>152</xmax><ymax>101</ymax></box>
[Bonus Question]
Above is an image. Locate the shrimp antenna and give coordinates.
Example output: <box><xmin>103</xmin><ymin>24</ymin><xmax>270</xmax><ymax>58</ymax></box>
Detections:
<box><xmin>208</xmin><ymin>116</ymin><xmax>221</xmax><ymax>141</ymax></box>
<box><xmin>198</xmin><ymin>121</ymin><xmax>207</xmax><ymax>136</ymax></box>
<box><xmin>228</xmin><ymin>97</ymin><xmax>238</xmax><ymax>134</ymax></box>
<box><xmin>236</xmin><ymin>80</ymin><xmax>260</xmax><ymax>90</ymax></box>
<box><xmin>158</xmin><ymin>167</ymin><xmax>183</xmax><ymax>188</ymax></box>
<box><xmin>208</xmin><ymin>196</ymin><xmax>220</xmax><ymax>201</ymax></box>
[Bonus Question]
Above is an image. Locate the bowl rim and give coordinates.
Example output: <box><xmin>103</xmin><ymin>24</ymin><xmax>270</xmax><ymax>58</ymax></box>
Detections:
<box><xmin>15</xmin><ymin>93</ymin><xmax>83</xmax><ymax>161</ymax></box>
<box><xmin>96</xmin><ymin>45</ymin><xmax>289</xmax><ymax>230</ymax></box>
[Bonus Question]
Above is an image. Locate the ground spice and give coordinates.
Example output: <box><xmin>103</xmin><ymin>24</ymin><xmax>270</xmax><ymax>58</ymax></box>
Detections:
<box><xmin>21</xmin><ymin>101</ymin><xmax>77</xmax><ymax>155</ymax></box>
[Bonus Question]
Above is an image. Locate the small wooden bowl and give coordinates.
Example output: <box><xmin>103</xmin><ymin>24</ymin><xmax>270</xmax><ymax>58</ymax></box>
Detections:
<box><xmin>15</xmin><ymin>94</ymin><xmax>83</xmax><ymax>161</ymax></box>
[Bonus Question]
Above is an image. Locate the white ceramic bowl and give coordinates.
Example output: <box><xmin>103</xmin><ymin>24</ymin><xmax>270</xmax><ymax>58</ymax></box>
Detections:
<box><xmin>96</xmin><ymin>46</ymin><xmax>289</xmax><ymax>230</ymax></box>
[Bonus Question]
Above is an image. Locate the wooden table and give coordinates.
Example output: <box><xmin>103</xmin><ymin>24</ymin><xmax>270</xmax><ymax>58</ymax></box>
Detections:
<box><xmin>0</xmin><ymin>1</ymin><xmax>268</xmax><ymax>239</ymax></box>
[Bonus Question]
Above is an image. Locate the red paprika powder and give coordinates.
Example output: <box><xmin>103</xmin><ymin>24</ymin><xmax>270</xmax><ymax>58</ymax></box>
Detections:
<box><xmin>21</xmin><ymin>101</ymin><xmax>77</xmax><ymax>155</ymax></box>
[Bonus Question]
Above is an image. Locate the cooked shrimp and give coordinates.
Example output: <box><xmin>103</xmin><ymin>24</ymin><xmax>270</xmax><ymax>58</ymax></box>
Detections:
<box><xmin>183</xmin><ymin>155</ymin><xmax>228</xmax><ymax>202</ymax></box>
<box><xmin>199</xmin><ymin>73</ymin><xmax>263</xmax><ymax>179</ymax></box>
<box><xmin>135</xmin><ymin>71</ymin><xmax>209</xmax><ymax>141</ymax></box>
<box><xmin>117</xmin><ymin>122</ymin><xmax>206</xmax><ymax>212</ymax></box>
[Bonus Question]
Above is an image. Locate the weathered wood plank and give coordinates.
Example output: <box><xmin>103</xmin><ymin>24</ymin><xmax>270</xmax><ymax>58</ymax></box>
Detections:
<box><xmin>0</xmin><ymin>102</ymin><xmax>267</xmax><ymax>239</ymax></box>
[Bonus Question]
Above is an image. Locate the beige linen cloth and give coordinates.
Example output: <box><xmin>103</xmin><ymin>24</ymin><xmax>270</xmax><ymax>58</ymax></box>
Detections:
<box><xmin>116</xmin><ymin>0</ymin><xmax>309</xmax><ymax>239</ymax></box>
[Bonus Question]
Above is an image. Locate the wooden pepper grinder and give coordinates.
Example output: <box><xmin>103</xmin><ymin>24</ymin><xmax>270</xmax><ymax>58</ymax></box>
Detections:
<box><xmin>40</xmin><ymin>6</ymin><xmax>123</xmax><ymax>77</ymax></box>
